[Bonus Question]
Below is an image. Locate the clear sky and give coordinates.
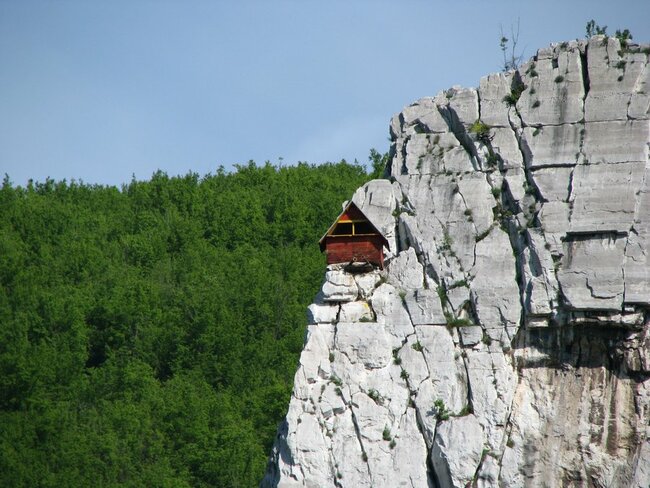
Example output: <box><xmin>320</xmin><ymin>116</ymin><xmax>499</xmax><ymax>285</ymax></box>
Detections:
<box><xmin>1</xmin><ymin>0</ymin><xmax>649</xmax><ymax>187</ymax></box>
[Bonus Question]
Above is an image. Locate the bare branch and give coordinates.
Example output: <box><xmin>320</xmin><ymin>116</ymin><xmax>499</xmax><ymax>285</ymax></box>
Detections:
<box><xmin>499</xmin><ymin>18</ymin><xmax>524</xmax><ymax>71</ymax></box>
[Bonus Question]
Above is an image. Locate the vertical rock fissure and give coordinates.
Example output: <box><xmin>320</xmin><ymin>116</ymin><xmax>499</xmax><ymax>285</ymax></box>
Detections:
<box><xmin>397</xmin><ymin>344</ymin><xmax>439</xmax><ymax>487</ymax></box>
<box><xmin>580</xmin><ymin>45</ymin><xmax>591</xmax><ymax>100</ymax></box>
<box><xmin>400</xmin><ymin>214</ymin><xmax>441</xmax><ymax>291</ymax></box>
<box><xmin>493</xmin><ymin>175</ymin><xmax>529</xmax><ymax>331</ymax></box>
<box><xmin>629</xmin><ymin>59</ymin><xmax>649</xmax><ymax>120</ymax></box>
<box><xmin>432</xmin><ymin>215</ymin><xmax>466</xmax><ymax>285</ymax></box>
<box><xmin>460</xmin><ymin>349</ymin><xmax>474</xmax><ymax>414</ymax></box>
<box><xmin>348</xmin><ymin>404</ymin><xmax>373</xmax><ymax>482</ymax></box>
<box><xmin>622</xmin><ymin>241</ymin><xmax>630</xmax><ymax>306</ymax></box>
<box><xmin>567</xmin><ymin>166</ymin><xmax>576</xmax><ymax>205</ymax></box>
<box><xmin>328</xmin><ymin>446</ymin><xmax>343</xmax><ymax>488</ymax></box>
<box><xmin>504</xmin><ymin>96</ymin><xmax>530</xmax><ymax>172</ymax></box>
<box><xmin>504</xmin><ymin>100</ymin><xmax>546</xmax><ymax>330</ymax></box>
<box><xmin>623</xmin><ymin>162</ymin><xmax>649</xmax><ymax>306</ymax></box>
<box><xmin>455</xmin><ymin>185</ymin><xmax>481</xmax><ymax>260</ymax></box>
<box><xmin>438</xmin><ymin>105</ymin><xmax>480</xmax><ymax>170</ymax></box>
<box><xmin>414</xmin><ymin>405</ymin><xmax>441</xmax><ymax>488</ymax></box>
<box><xmin>497</xmin><ymin>388</ymin><xmax>520</xmax><ymax>483</ymax></box>
<box><xmin>416</xmin><ymin>334</ymin><xmax>434</xmax><ymax>382</ymax></box>
<box><xmin>393</xmin><ymin>181</ymin><xmax>406</xmax><ymax>252</ymax></box>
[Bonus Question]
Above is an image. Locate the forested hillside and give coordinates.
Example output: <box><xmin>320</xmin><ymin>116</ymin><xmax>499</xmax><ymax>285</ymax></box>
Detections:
<box><xmin>0</xmin><ymin>160</ymin><xmax>378</xmax><ymax>487</ymax></box>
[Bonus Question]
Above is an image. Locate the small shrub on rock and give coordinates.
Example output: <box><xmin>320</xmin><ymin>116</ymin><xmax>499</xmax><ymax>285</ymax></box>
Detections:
<box><xmin>469</xmin><ymin>119</ymin><xmax>492</xmax><ymax>144</ymax></box>
<box><xmin>434</xmin><ymin>399</ymin><xmax>451</xmax><ymax>421</ymax></box>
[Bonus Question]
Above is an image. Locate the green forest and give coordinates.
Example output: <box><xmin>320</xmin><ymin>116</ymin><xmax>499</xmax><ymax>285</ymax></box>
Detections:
<box><xmin>0</xmin><ymin>157</ymin><xmax>384</xmax><ymax>487</ymax></box>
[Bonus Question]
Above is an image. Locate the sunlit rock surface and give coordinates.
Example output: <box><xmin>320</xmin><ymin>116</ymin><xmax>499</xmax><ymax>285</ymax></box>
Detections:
<box><xmin>263</xmin><ymin>36</ymin><xmax>650</xmax><ymax>488</ymax></box>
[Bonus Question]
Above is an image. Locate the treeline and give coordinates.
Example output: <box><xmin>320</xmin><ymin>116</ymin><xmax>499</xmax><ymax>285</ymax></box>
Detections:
<box><xmin>0</xmin><ymin>160</ymin><xmax>376</xmax><ymax>487</ymax></box>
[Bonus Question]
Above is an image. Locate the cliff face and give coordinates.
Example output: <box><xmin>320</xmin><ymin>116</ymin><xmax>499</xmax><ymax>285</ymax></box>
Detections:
<box><xmin>262</xmin><ymin>36</ymin><xmax>650</xmax><ymax>488</ymax></box>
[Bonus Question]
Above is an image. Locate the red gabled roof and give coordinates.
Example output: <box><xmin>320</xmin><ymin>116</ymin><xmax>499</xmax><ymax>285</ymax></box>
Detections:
<box><xmin>318</xmin><ymin>201</ymin><xmax>389</xmax><ymax>252</ymax></box>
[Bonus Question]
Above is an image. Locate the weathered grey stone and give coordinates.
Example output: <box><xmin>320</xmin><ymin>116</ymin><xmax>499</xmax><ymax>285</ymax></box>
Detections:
<box><xmin>287</xmin><ymin>412</ymin><xmax>332</xmax><ymax>487</ymax></box>
<box><xmin>586</xmin><ymin>93</ymin><xmax>631</xmax><ymax>122</ymax></box>
<box><xmin>307</xmin><ymin>292</ymin><xmax>339</xmax><ymax>324</ymax></box>
<box><xmin>397</xmin><ymin>173</ymin><xmax>478</xmax><ymax>280</ymax></box>
<box><xmin>319</xmin><ymin>384</ymin><xmax>346</xmax><ymax>419</ymax></box>
<box><xmin>538</xmin><ymin>200</ymin><xmax>571</xmax><ymax>252</ymax></box>
<box><xmin>327</xmin><ymin>410</ymin><xmax>371</xmax><ymax>487</ymax></box>
<box><xmin>584</xmin><ymin>37</ymin><xmax>648</xmax><ymax>123</ymax></box>
<box><xmin>339</xmin><ymin>301</ymin><xmax>373</xmax><ymax>322</ymax></box>
<box><xmin>353</xmin><ymin>270</ymin><xmax>382</xmax><ymax>300</ymax></box>
<box><xmin>335</xmin><ymin>322</ymin><xmax>396</xmax><ymax>369</ymax></box>
<box><xmin>401</xmin><ymin>132</ymin><xmax>476</xmax><ymax>175</ymax></box>
<box><xmin>557</xmin><ymin>235</ymin><xmax>626</xmax><ymax>310</ymax></box>
<box><xmin>628</xmin><ymin>57</ymin><xmax>650</xmax><ymax>120</ymax></box>
<box><xmin>456</xmin><ymin>172</ymin><xmax>495</xmax><ymax>239</ymax></box>
<box><xmin>629</xmin><ymin>92</ymin><xmax>650</xmax><ymax>120</ymax></box>
<box><xmin>404</xmin><ymin>288</ymin><xmax>446</xmax><ymax>325</ymax></box>
<box><xmin>624</xmin><ymin>232</ymin><xmax>650</xmax><ymax>306</ymax></box>
<box><xmin>398</xmin><ymin>96</ymin><xmax>450</xmax><ymax>134</ymax></box>
<box><xmin>446</xmin><ymin>87</ymin><xmax>480</xmax><ymax>128</ymax></box>
<box><xmin>569</xmin><ymin>310</ymin><xmax>644</xmax><ymax>328</ymax></box>
<box><xmin>458</xmin><ymin>325</ymin><xmax>483</xmax><ymax>347</ymax></box>
<box><xmin>398</xmin><ymin>334</ymin><xmax>431</xmax><ymax>387</ymax></box>
<box><xmin>403</xmin><ymin>133</ymin><xmax>438</xmax><ymax>174</ymax></box>
<box><xmin>624</xmin><ymin>175</ymin><xmax>650</xmax><ymax>305</ymax></box>
<box><xmin>582</xmin><ymin>120</ymin><xmax>649</xmax><ymax>164</ymax></box>
<box><xmin>369</xmin><ymin>283</ymin><xmax>414</xmax><ymax>341</ymax></box>
<box><xmin>478</xmin><ymin>72</ymin><xmax>513</xmax><ymax>128</ymax></box>
<box><xmin>569</xmin><ymin>161</ymin><xmax>645</xmax><ymax>234</ymax></box>
<box><xmin>475</xmin><ymin>454</ymin><xmax>500</xmax><ymax>488</ymax></box>
<box><xmin>306</xmin><ymin>302</ymin><xmax>338</xmax><ymax>324</ymax></box>
<box><xmin>518</xmin><ymin>48</ymin><xmax>585</xmax><ymax>126</ymax></box>
<box><xmin>387</xmin><ymin>248</ymin><xmax>424</xmax><ymax>292</ymax></box>
<box><xmin>388</xmin><ymin>408</ymin><xmax>430</xmax><ymax>486</ymax></box>
<box><xmin>471</xmin><ymin>228</ymin><xmax>521</xmax><ymax>329</ymax></box>
<box><xmin>465</xmin><ymin>349</ymin><xmax>516</xmax><ymax>448</ymax></box>
<box><xmin>490</xmin><ymin>126</ymin><xmax>524</xmax><ymax>169</ymax></box>
<box><xmin>521</xmin><ymin>229</ymin><xmax>559</xmax><ymax>317</ymax></box>
<box><xmin>431</xmin><ymin>415</ymin><xmax>484</xmax><ymax>488</ymax></box>
<box><xmin>445</xmin><ymin>284</ymin><xmax>470</xmax><ymax>313</ymax></box>
<box><xmin>502</xmin><ymin>344</ymin><xmax>641</xmax><ymax>488</ymax></box>
<box><xmin>415</xmin><ymin>326</ymin><xmax>469</xmax><ymax>414</ymax></box>
<box><xmin>293</xmin><ymin>331</ymin><xmax>333</xmax><ymax>404</ymax></box>
<box><xmin>632</xmin><ymin>441</ymin><xmax>650</xmax><ymax>488</ymax></box>
<box><xmin>521</xmin><ymin>123</ymin><xmax>582</xmax><ymax>168</ymax></box>
<box><xmin>321</xmin><ymin>268</ymin><xmax>358</xmax><ymax>302</ymax></box>
<box><xmin>530</xmin><ymin>166</ymin><xmax>573</xmax><ymax>202</ymax></box>
<box><xmin>502</xmin><ymin>167</ymin><xmax>527</xmax><ymax>203</ymax></box>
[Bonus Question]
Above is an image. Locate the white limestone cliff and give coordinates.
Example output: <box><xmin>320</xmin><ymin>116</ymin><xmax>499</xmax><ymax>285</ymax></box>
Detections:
<box><xmin>262</xmin><ymin>36</ymin><xmax>650</xmax><ymax>487</ymax></box>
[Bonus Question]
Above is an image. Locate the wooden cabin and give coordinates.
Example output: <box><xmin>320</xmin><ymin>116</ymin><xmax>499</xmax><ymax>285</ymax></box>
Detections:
<box><xmin>319</xmin><ymin>202</ymin><xmax>389</xmax><ymax>269</ymax></box>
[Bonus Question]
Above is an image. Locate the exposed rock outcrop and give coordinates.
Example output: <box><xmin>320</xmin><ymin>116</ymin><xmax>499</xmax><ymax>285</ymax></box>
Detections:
<box><xmin>263</xmin><ymin>36</ymin><xmax>650</xmax><ymax>488</ymax></box>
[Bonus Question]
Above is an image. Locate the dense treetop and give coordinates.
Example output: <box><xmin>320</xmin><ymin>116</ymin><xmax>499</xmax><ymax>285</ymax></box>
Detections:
<box><xmin>0</xmin><ymin>160</ymin><xmax>376</xmax><ymax>487</ymax></box>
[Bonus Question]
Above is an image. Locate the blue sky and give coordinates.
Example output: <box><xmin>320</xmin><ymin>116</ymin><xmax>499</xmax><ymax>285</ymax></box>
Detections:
<box><xmin>1</xmin><ymin>1</ymin><xmax>649</xmax><ymax>187</ymax></box>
